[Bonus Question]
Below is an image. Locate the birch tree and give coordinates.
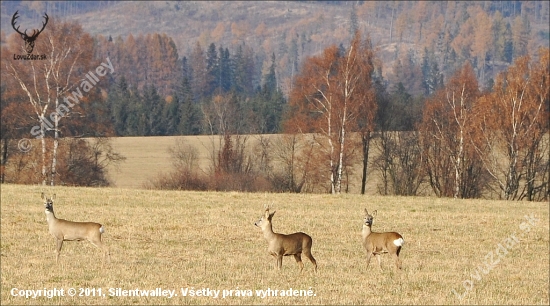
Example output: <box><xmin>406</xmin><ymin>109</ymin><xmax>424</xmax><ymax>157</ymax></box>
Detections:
<box><xmin>419</xmin><ymin>62</ymin><xmax>487</xmax><ymax>198</ymax></box>
<box><xmin>286</xmin><ymin>32</ymin><xmax>376</xmax><ymax>194</ymax></box>
<box><xmin>473</xmin><ymin>48</ymin><xmax>549</xmax><ymax>201</ymax></box>
<box><xmin>2</xmin><ymin>18</ymin><xmax>96</xmax><ymax>185</ymax></box>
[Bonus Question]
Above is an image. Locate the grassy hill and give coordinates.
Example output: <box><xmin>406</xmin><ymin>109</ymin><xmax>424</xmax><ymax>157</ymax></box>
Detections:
<box><xmin>1</xmin><ymin>184</ymin><xmax>548</xmax><ymax>305</ymax></box>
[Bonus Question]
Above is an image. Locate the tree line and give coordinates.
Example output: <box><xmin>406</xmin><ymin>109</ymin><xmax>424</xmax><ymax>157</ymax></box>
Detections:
<box><xmin>151</xmin><ymin>32</ymin><xmax>549</xmax><ymax>201</ymax></box>
<box><xmin>1</xmin><ymin>17</ymin><xmax>548</xmax><ymax>200</ymax></box>
<box><xmin>94</xmin><ymin>34</ymin><xmax>286</xmax><ymax>136</ymax></box>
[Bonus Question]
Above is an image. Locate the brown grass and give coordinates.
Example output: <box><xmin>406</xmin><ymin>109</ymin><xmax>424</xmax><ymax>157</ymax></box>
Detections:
<box><xmin>106</xmin><ymin>134</ymin><xmax>388</xmax><ymax>195</ymax></box>
<box><xmin>1</xmin><ymin>184</ymin><xmax>548</xmax><ymax>305</ymax></box>
<box><xmin>107</xmin><ymin>135</ymin><xmax>261</xmax><ymax>189</ymax></box>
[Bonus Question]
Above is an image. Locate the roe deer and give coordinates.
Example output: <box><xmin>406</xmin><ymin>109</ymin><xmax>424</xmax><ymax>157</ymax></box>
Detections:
<box><xmin>42</xmin><ymin>193</ymin><xmax>110</xmax><ymax>265</ymax></box>
<box><xmin>362</xmin><ymin>209</ymin><xmax>404</xmax><ymax>270</ymax></box>
<box><xmin>254</xmin><ymin>208</ymin><xmax>317</xmax><ymax>272</ymax></box>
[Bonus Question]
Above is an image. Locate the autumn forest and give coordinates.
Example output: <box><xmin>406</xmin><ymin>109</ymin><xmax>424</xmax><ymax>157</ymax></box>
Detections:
<box><xmin>0</xmin><ymin>1</ymin><xmax>548</xmax><ymax>200</ymax></box>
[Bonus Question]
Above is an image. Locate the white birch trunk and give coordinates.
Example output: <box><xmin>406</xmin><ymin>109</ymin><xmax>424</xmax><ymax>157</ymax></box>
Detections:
<box><xmin>336</xmin><ymin>125</ymin><xmax>345</xmax><ymax>194</ymax></box>
<box><xmin>40</xmin><ymin>135</ymin><xmax>47</xmax><ymax>185</ymax></box>
<box><xmin>51</xmin><ymin>112</ymin><xmax>59</xmax><ymax>186</ymax></box>
<box><xmin>449</xmin><ymin>86</ymin><xmax>466</xmax><ymax>199</ymax></box>
<box><xmin>327</xmin><ymin>109</ymin><xmax>335</xmax><ymax>194</ymax></box>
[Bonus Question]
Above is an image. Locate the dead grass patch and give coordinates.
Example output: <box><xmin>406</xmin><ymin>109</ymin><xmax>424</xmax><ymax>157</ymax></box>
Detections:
<box><xmin>1</xmin><ymin>184</ymin><xmax>548</xmax><ymax>305</ymax></box>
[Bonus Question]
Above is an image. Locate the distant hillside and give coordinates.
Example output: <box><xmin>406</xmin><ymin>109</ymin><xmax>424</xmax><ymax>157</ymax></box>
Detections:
<box><xmin>3</xmin><ymin>1</ymin><xmax>548</xmax><ymax>95</ymax></box>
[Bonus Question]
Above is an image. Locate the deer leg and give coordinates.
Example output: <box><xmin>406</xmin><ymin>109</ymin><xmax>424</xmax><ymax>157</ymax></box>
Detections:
<box><xmin>277</xmin><ymin>254</ymin><xmax>283</xmax><ymax>270</ymax></box>
<box><xmin>89</xmin><ymin>238</ymin><xmax>110</xmax><ymax>266</ymax></box>
<box><xmin>365</xmin><ymin>251</ymin><xmax>373</xmax><ymax>269</ymax></box>
<box><xmin>269</xmin><ymin>254</ymin><xmax>277</xmax><ymax>270</ymax></box>
<box><xmin>103</xmin><ymin>245</ymin><xmax>111</xmax><ymax>265</ymax></box>
<box><xmin>303</xmin><ymin>249</ymin><xmax>317</xmax><ymax>272</ymax></box>
<box><xmin>55</xmin><ymin>239</ymin><xmax>63</xmax><ymax>263</ymax></box>
<box><xmin>392</xmin><ymin>252</ymin><xmax>402</xmax><ymax>270</ymax></box>
<box><xmin>100</xmin><ymin>244</ymin><xmax>111</xmax><ymax>267</ymax></box>
<box><xmin>376</xmin><ymin>254</ymin><xmax>382</xmax><ymax>270</ymax></box>
<box><xmin>294</xmin><ymin>253</ymin><xmax>304</xmax><ymax>272</ymax></box>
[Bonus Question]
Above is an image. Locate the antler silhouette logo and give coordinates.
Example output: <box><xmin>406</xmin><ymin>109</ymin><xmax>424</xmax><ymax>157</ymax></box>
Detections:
<box><xmin>11</xmin><ymin>10</ymin><xmax>49</xmax><ymax>55</ymax></box>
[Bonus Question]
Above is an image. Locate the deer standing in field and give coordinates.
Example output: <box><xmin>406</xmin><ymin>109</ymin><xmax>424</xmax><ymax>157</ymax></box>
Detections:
<box><xmin>362</xmin><ymin>209</ymin><xmax>404</xmax><ymax>270</ymax></box>
<box><xmin>254</xmin><ymin>207</ymin><xmax>317</xmax><ymax>272</ymax></box>
<box><xmin>42</xmin><ymin>193</ymin><xmax>110</xmax><ymax>265</ymax></box>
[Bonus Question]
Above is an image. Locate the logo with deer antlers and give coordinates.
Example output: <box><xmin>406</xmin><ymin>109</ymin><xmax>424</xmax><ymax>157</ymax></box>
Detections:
<box><xmin>11</xmin><ymin>10</ymin><xmax>49</xmax><ymax>55</ymax></box>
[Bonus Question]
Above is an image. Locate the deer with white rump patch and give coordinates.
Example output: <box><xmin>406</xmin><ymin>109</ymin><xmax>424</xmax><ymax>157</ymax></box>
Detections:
<box><xmin>362</xmin><ymin>209</ymin><xmax>404</xmax><ymax>270</ymax></box>
<box><xmin>42</xmin><ymin>193</ymin><xmax>110</xmax><ymax>265</ymax></box>
<box><xmin>254</xmin><ymin>206</ymin><xmax>317</xmax><ymax>272</ymax></box>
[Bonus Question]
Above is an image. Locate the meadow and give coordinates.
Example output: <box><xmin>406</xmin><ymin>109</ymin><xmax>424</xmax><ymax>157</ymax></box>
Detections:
<box><xmin>105</xmin><ymin>134</ymin><xmax>383</xmax><ymax>194</ymax></box>
<box><xmin>1</xmin><ymin>184</ymin><xmax>548</xmax><ymax>305</ymax></box>
<box><xmin>106</xmin><ymin>136</ymin><xmax>202</xmax><ymax>189</ymax></box>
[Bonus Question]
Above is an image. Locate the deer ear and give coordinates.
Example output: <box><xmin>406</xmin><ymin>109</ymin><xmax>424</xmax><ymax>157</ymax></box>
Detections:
<box><xmin>41</xmin><ymin>192</ymin><xmax>45</xmax><ymax>199</ymax></box>
<box><xmin>364</xmin><ymin>208</ymin><xmax>368</xmax><ymax>215</ymax></box>
<box><xmin>269</xmin><ymin>211</ymin><xmax>276</xmax><ymax>219</ymax></box>
<box><xmin>52</xmin><ymin>194</ymin><xmax>56</xmax><ymax>200</ymax></box>
<box><xmin>372</xmin><ymin>210</ymin><xmax>377</xmax><ymax>216</ymax></box>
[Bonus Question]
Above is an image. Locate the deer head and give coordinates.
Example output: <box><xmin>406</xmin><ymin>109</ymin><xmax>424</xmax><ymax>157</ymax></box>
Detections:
<box><xmin>11</xmin><ymin>11</ymin><xmax>49</xmax><ymax>54</ymax></box>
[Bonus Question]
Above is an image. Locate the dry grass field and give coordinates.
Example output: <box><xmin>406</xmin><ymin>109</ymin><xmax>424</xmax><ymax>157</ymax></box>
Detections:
<box><xmin>106</xmin><ymin>135</ymin><xmax>208</xmax><ymax>189</ymax></box>
<box><xmin>106</xmin><ymin>134</ymin><xmax>393</xmax><ymax>195</ymax></box>
<box><xmin>107</xmin><ymin>135</ymin><xmax>276</xmax><ymax>189</ymax></box>
<box><xmin>1</xmin><ymin>184</ymin><xmax>548</xmax><ymax>305</ymax></box>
